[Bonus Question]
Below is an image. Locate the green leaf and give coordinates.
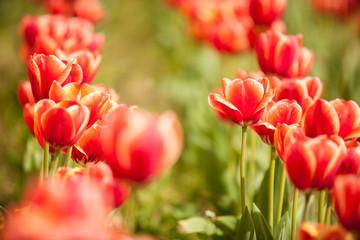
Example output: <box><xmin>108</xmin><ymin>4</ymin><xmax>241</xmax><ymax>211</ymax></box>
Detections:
<box><xmin>214</xmin><ymin>215</ymin><xmax>238</xmax><ymax>238</ymax></box>
<box><xmin>251</xmin><ymin>204</ymin><xmax>274</xmax><ymax>240</ymax></box>
<box><xmin>178</xmin><ymin>216</ymin><xmax>216</xmax><ymax>235</ymax></box>
<box><xmin>274</xmin><ymin>211</ymin><xmax>290</xmax><ymax>240</ymax></box>
<box><xmin>236</xmin><ymin>207</ymin><xmax>255</xmax><ymax>240</ymax></box>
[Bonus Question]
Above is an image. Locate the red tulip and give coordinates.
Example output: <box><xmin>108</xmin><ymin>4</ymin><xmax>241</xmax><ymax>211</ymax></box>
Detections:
<box><xmin>72</xmin><ymin>121</ymin><xmax>104</xmax><ymax>164</ymax></box>
<box><xmin>256</xmin><ymin>30</ymin><xmax>314</xmax><ymax>78</ymax></box>
<box><xmin>209</xmin><ymin>89</ymin><xmax>231</xmax><ymax>122</ymax></box>
<box><xmin>208</xmin><ymin>77</ymin><xmax>275</xmax><ymax>126</ymax></box>
<box><xmin>93</xmin><ymin>84</ymin><xmax>120</xmax><ymax>102</ymax></box>
<box><xmin>250</xmin><ymin>0</ymin><xmax>287</xmax><ymax>25</ymax></box>
<box><xmin>17</xmin><ymin>81</ymin><xmax>35</xmax><ymax>107</ymax></box>
<box><xmin>274</xmin><ymin>123</ymin><xmax>303</xmax><ymax>161</ymax></box>
<box><xmin>28</xmin><ymin>54</ymin><xmax>83</xmax><ymax>101</ymax></box>
<box><xmin>337</xmin><ymin>139</ymin><xmax>360</xmax><ymax>175</ymax></box>
<box><xmin>20</xmin><ymin>15</ymin><xmax>104</xmax><ymax>59</ymax></box>
<box><xmin>101</xmin><ymin>107</ymin><xmax>183</xmax><ymax>183</ymax></box>
<box><xmin>333</xmin><ymin>174</ymin><xmax>360</xmax><ymax>233</ymax></box>
<box><xmin>23</xmin><ymin>103</ymin><xmax>36</xmax><ymax>135</ymax></box>
<box><xmin>297</xmin><ymin>222</ymin><xmax>354</xmax><ymax>240</ymax></box>
<box><xmin>64</xmin><ymin>50</ymin><xmax>102</xmax><ymax>84</ymax></box>
<box><xmin>34</xmin><ymin>99</ymin><xmax>90</xmax><ymax>149</ymax></box>
<box><xmin>57</xmin><ymin>162</ymin><xmax>131</xmax><ymax>207</ymax></box>
<box><xmin>302</xmin><ymin>99</ymin><xmax>340</xmax><ymax>138</ymax></box>
<box><xmin>251</xmin><ymin>99</ymin><xmax>302</xmax><ymax>145</ymax></box>
<box><xmin>330</xmin><ymin>99</ymin><xmax>360</xmax><ymax>140</ymax></box>
<box><xmin>2</xmin><ymin>177</ymin><xmax>114</xmax><ymax>240</ymax></box>
<box><xmin>274</xmin><ymin>77</ymin><xmax>323</xmax><ymax>109</ymax></box>
<box><xmin>73</xmin><ymin>0</ymin><xmax>106</xmax><ymax>24</ymax></box>
<box><xmin>49</xmin><ymin>81</ymin><xmax>110</xmax><ymax>127</ymax></box>
<box><xmin>284</xmin><ymin>133</ymin><xmax>345</xmax><ymax>191</ymax></box>
<box><xmin>248</xmin><ymin>20</ymin><xmax>286</xmax><ymax>48</ymax></box>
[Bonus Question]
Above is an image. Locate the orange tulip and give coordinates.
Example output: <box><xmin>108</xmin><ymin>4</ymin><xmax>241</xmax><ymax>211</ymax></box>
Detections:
<box><xmin>34</xmin><ymin>99</ymin><xmax>89</xmax><ymax>149</ymax></box>
<box><xmin>101</xmin><ymin>106</ymin><xmax>183</xmax><ymax>183</ymax></box>
<box><xmin>49</xmin><ymin>81</ymin><xmax>110</xmax><ymax>127</ymax></box>
<box><xmin>28</xmin><ymin>54</ymin><xmax>82</xmax><ymax>101</ymax></box>
<box><xmin>250</xmin><ymin>0</ymin><xmax>287</xmax><ymax>25</ymax></box>
<box><xmin>333</xmin><ymin>174</ymin><xmax>360</xmax><ymax>233</ymax></box>
<box><xmin>284</xmin><ymin>132</ymin><xmax>345</xmax><ymax>191</ymax></box>
<box><xmin>251</xmin><ymin>99</ymin><xmax>302</xmax><ymax>145</ymax></box>
<box><xmin>208</xmin><ymin>77</ymin><xmax>275</xmax><ymax>126</ymax></box>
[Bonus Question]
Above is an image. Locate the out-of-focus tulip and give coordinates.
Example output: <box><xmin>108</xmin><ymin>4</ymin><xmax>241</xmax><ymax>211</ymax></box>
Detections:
<box><xmin>2</xmin><ymin>177</ymin><xmax>114</xmax><ymax>240</ymax></box>
<box><xmin>72</xmin><ymin>121</ymin><xmax>104</xmax><ymax>164</ymax></box>
<box><xmin>302</xmin><ymin>99</ymin><xmax>340</xmax><ymax>138</ymax></box>
<box><xmin>297</xmin><ymin>222</ymin><xmax>354</xmax><ymax>240</ymax></box>
<box><xmin>274</xmin><ymin>77</ymin><xmax>323</xmax><ymax>110</ymax></box>
<box><xmin>28</xmin><ymin>54</ymin><xmax>82</xmax><ymax>101</ymax></box>
<box><xmin>94</xmin><ymin>84</ymin><xmax>120</xmax><ymax>102</ymax></box>
<box><xmin>20</xmin><ymin>15</ymin><xmax>104</xmax><ymax>59</ymax></box>
<box><xmin>251</xmin><ymin>100</ymin><xmax>302</xmax><ymax>145</ymax></box>
<box><xmin>250</xmin><ymin>0</ymin><xmax>287</xmax><ymax>25</ymax></box>
<box><xmin>312</xmin><ymin>0</ymin><xmax>357</xmax><ymax>19</ymax></box>
<box><xmin>284</xmin><ymin>132</ymin><xmax>345</xmax><ymax>191</ymax></box>
<box><xmin>256</xmin><ymin>30</ymin><xmax>314</xmax><ymax>78</ymax></box>
<box><xmin>330</xmin><ymin>99</ymin><xmax>360</xmax><ymax>140</ymax></box>
<box><xmin>337</xmin><ymin>139</ymin><xmax>360</xmax><ymax>175</ymax></box>
<box><xmin>18</xmin><ymin>81</ymin><xmax>35</xmax><ymax>107</ymax></box>
<box><xmin>208</xmin><ymin>77</ymin><xmax>275</xmax><ymax>126</ymax></box>
<box><xmin>333</xmin><ymin>174</ymin><xmax>360</xmax><ymax>233</ymax></box>
<box><xmin>101</xmin><ymin>106</ymin><xmax>183</xmax><ymax>183</ymax></box>
<box><xmin>49</xmin><ymin>81</ymin><xmax>110</xmax><ymax>127</ymax></box>
<box><xmin>248</xmin><ymin>20</ymin><xmax>286</xmax><ymax>48</ymax></box>
<box><xmin>34</xmin><ymin>99</ymin><xmax>89</xmax><ymax>149</ymax></box>
<box><xmin>57</xmin><ymin>162</ymin><xmax>131</xmax><ymax>207</ymax></box>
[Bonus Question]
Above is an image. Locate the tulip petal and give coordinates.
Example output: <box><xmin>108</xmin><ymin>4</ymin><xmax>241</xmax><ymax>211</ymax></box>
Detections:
<box><xmin>208</xmin><ymin>93</ymin><xmax>244</xmax><ymax>124</ymax></box>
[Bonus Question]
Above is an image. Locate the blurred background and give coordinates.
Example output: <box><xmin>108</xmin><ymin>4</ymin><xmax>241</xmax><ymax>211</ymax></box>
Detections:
<box><xmin>0</xmin><ymin>0</ymin><xmax>360</xmax><ymax>238</ymax></box>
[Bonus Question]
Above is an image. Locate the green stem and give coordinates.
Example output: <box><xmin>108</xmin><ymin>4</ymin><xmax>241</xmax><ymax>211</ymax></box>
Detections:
<box><xmin>240</xmin><ymin>126</ymin><xmax>248</xmax><ymax>213</ymax></box>
<box><xmin>249</xmin><ymin>131</ymin><xmax>257</xmax><ymax>202</ymax></box>
<box><xmin>268</xmin><ymin>147</ymin><xmax>276</xmax><ymax>233</ymax></box>
<box><xmin>64</xmin><ymin>146</ymin><xmax>73</xmax><ymax>168</ymax></box>
<box><xmin>325</xmin><ymin>191</ymin><xmax>333</xmax><ymax>224</ymax></box>
<box><xmin>50</xmin><ymin>149</ymin><xmax>61</xmax><ymax>178</ymax></box>
<box><xmin>291</xmin><ymin>188</ymin><xmax>299</xmax><ymax>240</ymax></box>
<box><xmin>276</xmin><ymin>165</ymin><xmax>286</xmax><ymax>223</ymax></box>
<box><xmin>318</xmin><ymin>190</ymin><xmax>325</xmax><ymax>223</ymax></box>
<box><xmin>44</xmin><ymin>141</ymin><xmax>49</xmax><ymax>178</ymax></box>
<box><xmin>303</xmin><ymin>193</ymin><xmax>311</xmax><ymax>222</ymax></box>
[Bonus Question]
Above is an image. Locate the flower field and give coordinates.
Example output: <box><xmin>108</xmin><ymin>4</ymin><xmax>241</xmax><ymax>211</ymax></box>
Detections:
<box><xmin>1</xmin><ymin>0</ymin><xmax>360</xmax><ymax>239</ymax></box>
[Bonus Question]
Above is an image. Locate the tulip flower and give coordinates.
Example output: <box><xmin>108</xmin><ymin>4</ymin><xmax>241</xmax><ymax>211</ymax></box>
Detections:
<box><xmin>17</xmin><ymin>81</ymin><xmax>35</xmax><ymax>107</ymax></box>
<box><xmin>297</xmin><ymin>222</ymin><xmax>354</xmax><ymax>240</ymax></box>
<box><xmin>71</xmin><ymin>121</ymin><xmax>104</xmax><ymax>164</ymax></box>
<box><xmin>57</xmin><ymin>50</ymin><xmax>102</xmax><ymax>84</ymax></box>
<box><xmin>333</xmin><ymin>174</ymin><xmax>360</xmax><ymax>233</ymax></box>
<box><xmin>28</xmin><ymin>54</ymin><xmax>83</xmax><ymax>101</ymax></box>
<box><xmin>337</xmin><ymin>139</ymin><xmax>360</xmax><ymax>175</ymax></box>
<box><xmin>251</xmin><ymin>99</ymin><xmax>302</xmax><ymax>146</ymax></box>
<box><xmin>20</xmin><ymin>15</ymin><xmax>105</xmax><ymax>59</ymax></box>
<box><xmin>250</xmin><ymin>0</ymin><xmax>287</xmax><ymax>25</ymax></box>
<box><xmin>23</xmin><ymin>103</ymin><xmax>36</xmax><ymax>135</ymax></box>
<box><xmin>284</xmin><ymin>133</ymin><xmax>345</xmax><ymax>191</ymax></box>
<box><xmin>49</xmin><ymin>81</ymin><xmax>110</xmax><ymax>127</ymax></box>
<box><xmin>57</xmin><ymin>162</ymin><xmax>131</xmax><ymax>207</ymax></box>
<box><xmin>274</xmin><ymin>123</ymin><xmax>303</xmax><ymax>161</ymax></box>
<box><xmin>101</xmin><ymin>106</ymin><xmax>183</xmax><ymax>183</ymax></box>
<box><xmin>330</xmin><ymin>99</ymin><xmax>360</xmax><ymax>140</ymax></box>
<box><xmin>2</xmin><ymin>177</ymin><xmax>115</xmax><ymax>240</ymax></box>
<box><xmin>256</xmin><ymin>30</ymin><xmax>314</xmax><ymax>78</ymax></box>
<box><xmin>34</xmin><ymin>99</ymin><xmax>90</xmax><ymax>149</ymax></box>
<box><xmin>312</xmin><ymin>0</ymin><xmax>357</xmax><ymax>19</ymax></box>
<box><xmin>208</xmin><ymin>77</ymin><xmax>275</xmax><ymax>126</ymax></box>
<box><xmin>274</xmin><ymin>77</ymin><xmax>323</xmax><ymax>110</ymax></box>
<box><xmin>302</xmin><ymin>99</ymin><xmax>340</xmax><ymax>138</ymax></box>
